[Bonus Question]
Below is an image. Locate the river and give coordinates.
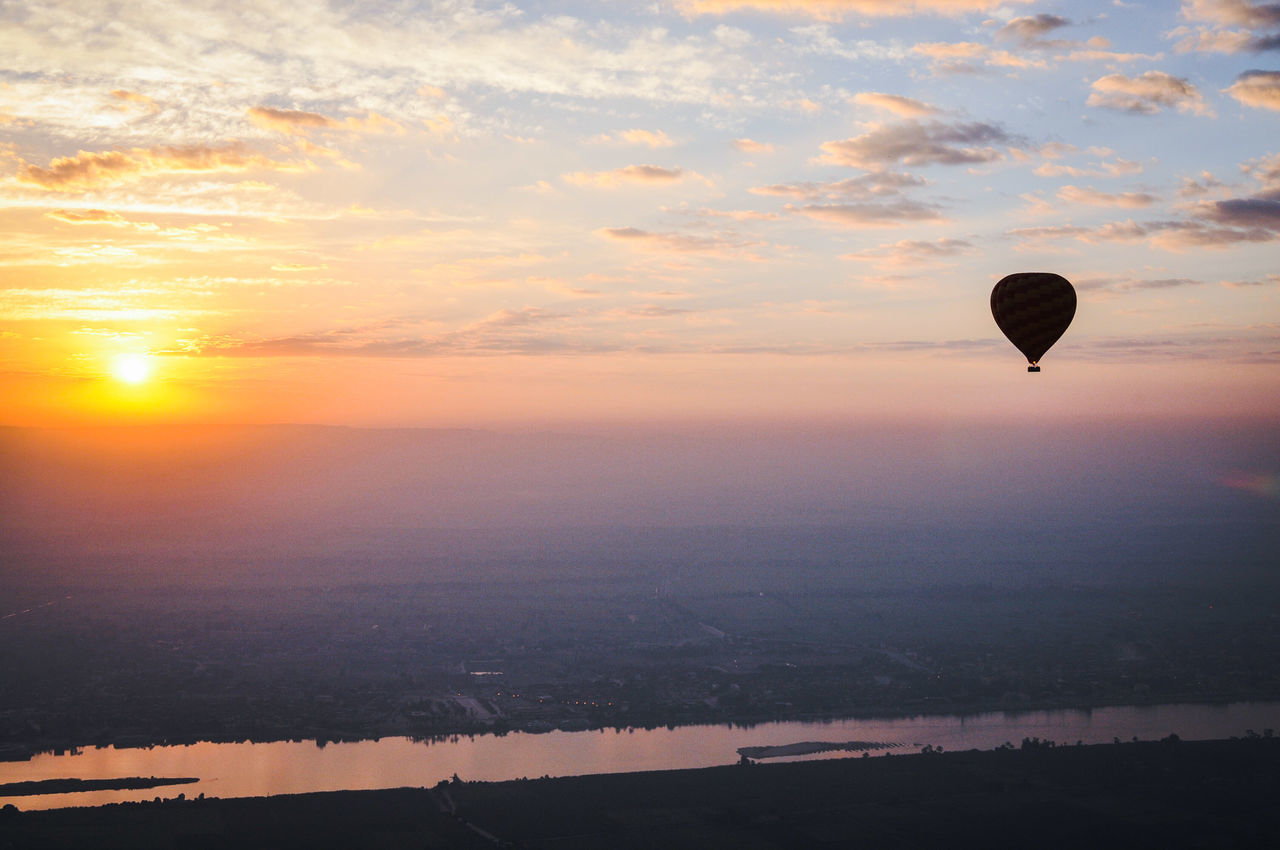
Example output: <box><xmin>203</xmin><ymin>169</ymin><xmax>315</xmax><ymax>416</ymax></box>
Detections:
<box><xmin>3</xmin><ymin>701</ymin><xmax>1276</xmax><ymax>811</ymax></box>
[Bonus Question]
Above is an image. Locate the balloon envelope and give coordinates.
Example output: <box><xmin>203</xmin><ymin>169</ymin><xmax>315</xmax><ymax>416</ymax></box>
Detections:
<box><xmin>990</xmin><ymin>272</ymin><xmax>1076</xmax><ymax>369</ymax></box>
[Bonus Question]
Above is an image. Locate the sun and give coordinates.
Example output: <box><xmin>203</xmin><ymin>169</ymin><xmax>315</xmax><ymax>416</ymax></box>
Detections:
<box><xmin>111</xmin><ymin>352</ymin><xmax>154</xmax><ymax>386</ymax></box>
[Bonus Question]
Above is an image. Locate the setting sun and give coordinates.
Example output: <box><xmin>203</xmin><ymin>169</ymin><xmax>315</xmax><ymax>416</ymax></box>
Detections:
<box><xmin>111</xmin><ymin>353</ymin><xmax>154</xmax><ymax>386</ymax></box>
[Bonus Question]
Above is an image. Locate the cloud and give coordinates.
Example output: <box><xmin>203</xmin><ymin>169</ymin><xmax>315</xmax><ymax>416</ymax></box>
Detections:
<box><xmin>1169</xmin><ymin>26</ymin><xmax>1258</xmax><ymax>52</ymax></box>
<box><xmin>563</xmin><ymin>165</ymin><xmax>695</xmax><ymax>187</ymax></box>
<box><xmin>1179</xmin><ymin>171</ymin><xmax>1228</xmax><ymax>197</ymax></box>
<box><xmin>787</xmin><ymin>199</ymin><xmax>945</xmax><ymax>227</ymax></box>
<box><xmin>1195</xmin><ymin>197</ymin><xmax>1280</xmax><ymax>229</ymax></box>
<box><xmin>1244</xmin><ymin>152</ymin><xmax>1280</xmax><ymax>189</ymax></box>
<box><xmin>1180</xmin><ymin>0</ymin><xmax>1280</xmax><ymax>28</ymax></box>
<box><xmin>0</xmin><ymin>287</ymin><xmax>214</xmax><ymax>322</ymax></box>
<box><xmin>109</xmin><ymin>89</ymin><xmax>159</xmax><ymax>113</ymax></box>
<box><xmin>851</xmin><ymin>92</ymin><xmax>941</xmax><ymax>117</ymax></box>
<box><xmin>18</xmin><ymin>143</ymin><xmax>303</xmax><ymax>191</ymax></box>
<box><xmin>1220</xmin><ymin>272</ymin><xmax>1280</xmax><ymax>287</ymax></box>
<box><xmin>1169</xmin><ymin>0</ymin><xmax>1280</xmax><ymax>52</ymax></box>
<box><xmin>597</xmin><ymin>226</ymin><xmax>759</xmax><ymax>254</ymax></box>
<box><xmin>1057</xmin><ymin>185</ymin><xmax>1158</xmax><ymax>208</ymax></box>
<box><xmin>819</xmin><ymin>121</ymin><xmax>1014</xmax><ymax>169</ymax></box>
<box><xmin>675</xmin><ymin>1</ymin><xmax>1031</xmax><ymax>20</ymax></box>
<box><xmin>1034</xmin><ymin>159</ymin><xmax>1143</xmax><ymax>178</ymax></box>
<box><xmin>1012</xmin><ymin>215</ymin><xmax>1280</xmax><ymax>251</ymax></box>
<box><xmin>247</xmin><ymin>106</ymin><xmax>405</xmax><ymax>136</ymax></box>
<box><xmin>1151</xmin><ymin>222</ymin><xmax>1279</xmax><ymax>249</ymax></box>
<box><xmin>732</xmin><ymin>138</ymin><xmax>775</xmax><ymax>153</ymax></box>
<box><xmin>1087</xmin><ymin>71</ymin><xmax>1210</xmax><ymax>115</ymax></box>
<box><xmin>994</xmin><ymin>14</ymin><xmax>1071</xmax><ymax>45</ymax></box>
<box><xmin>682</xmin><ymin>207</ymin><xmax>782</xmax><ymax>221</ymax></box>
<box><xmin>1031</xmin><ymin>143</ymin><xmax>1144</xmax><ymax>178</ymax></box>
<box><xmin>912</xmin><ymin>41</ymin><xmax>1044</xmax><ymax>71</ymax></box>
<box><xmin>750</xmin><ymin>172</ymin><xmax>927</xmax><ymax>200</ymax></box>
<box><xmin>594</xmin><ymin>129</ymin><xmax>676</xmax><ymax>148</ymax></box>
<box><xmin>1064</xmin><ymin>40</ymin><xmax>1163</xmax><ymax>63</ymax></box>
<box><xmin>841</xmin><ymin>236</ymin><xmax>975</xmax><ymax>266</ymax></box>
<box><xmin>45</xmin><ymin>208</ymin><xmax>130</xmax><ymax>226</ymax></box>
<box><xmin>247</xmin><ymin>106</ymin><xmax>337</xmax><ymax>134</ymax></box>
<box><xmin>1226</xmin><ymin>70</ymin><xmax>1280</xmax><ymax>110</ymax></box>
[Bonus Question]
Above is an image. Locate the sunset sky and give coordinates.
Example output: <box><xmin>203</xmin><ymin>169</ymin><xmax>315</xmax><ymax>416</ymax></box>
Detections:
<box><xmin>2</xmin><ymin>0</ymin><xmax>1278</xmax><ymax>427</ymax></box>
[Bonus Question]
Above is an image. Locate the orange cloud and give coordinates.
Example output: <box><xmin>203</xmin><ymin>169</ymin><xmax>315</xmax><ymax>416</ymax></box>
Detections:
<box><xmin>45</xmin><ymin>208</ymin><xmax>129</xmax><ymax>225</ymax></box>
<box><xmin>1226</xmin><ymin>71</ymin><xmax>1280</xmax><ymax>111</ymax></box>
<box><xmin>109</xmin><ymin>89</ymin><xmax>159</xmax><ymax>113</ymax></box>
<box><xmin>247</xmin><ymin>106</ymin><xmax>336</xmax><ymax>134</ymax></box>
<box><xmin>247</xmin><ymin>106</ymin><xmax>406</xmax><ymax>135</ymax></box>
<box><xmin>594</xmin><ymin>129</ymin><xmax>675</xmax><ymax>148</ymax></box>
<box><xmin>19</xmin><ymin>143</ymin><xmax>304</xmax><ymax>192</ymax></box>
<box><xmin>564</xmin><ymin>165</ymin><xmax>694</xmax><ymax>188</ymax></box>
<box><xmin>851</xmin><ymin>92</ymin><xmax>940</xmax><ymax>117</ymax></box>
<box><xmin>731</xmin><ymin>138</ymin><xmax>775</xmax><ymax>153</ymax></box>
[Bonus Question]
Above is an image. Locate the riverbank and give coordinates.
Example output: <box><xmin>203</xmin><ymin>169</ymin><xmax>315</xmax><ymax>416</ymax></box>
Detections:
<box><xmin>6</xmin><ymin>691</ymin><xmax>1277</xmax><ymax>763</ymax></box>
<box><xmin>4</xmin><ymin>736</ymin><xmax>1278</xmax><ymax>848</ymax></box>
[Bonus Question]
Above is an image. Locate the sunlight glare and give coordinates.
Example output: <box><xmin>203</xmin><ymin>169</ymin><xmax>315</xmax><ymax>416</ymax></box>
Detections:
<box><xmin>112</xmin><ymin>353</ymin><xmax>154</xmax><ymax>386</ymax></box>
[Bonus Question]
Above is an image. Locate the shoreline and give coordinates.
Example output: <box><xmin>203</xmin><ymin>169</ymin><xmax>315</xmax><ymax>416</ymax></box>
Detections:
<box><xmin>4</xmin><ymin>694</ymin><xmax>1276</xmax><ymax>763</ymax></box>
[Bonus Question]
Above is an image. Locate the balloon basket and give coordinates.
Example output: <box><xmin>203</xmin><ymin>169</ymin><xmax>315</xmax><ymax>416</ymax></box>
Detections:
<box><xmin>1027</xmin><ymin>365</ymin><xmax>1041</xmax><ymax>373</ymax></box>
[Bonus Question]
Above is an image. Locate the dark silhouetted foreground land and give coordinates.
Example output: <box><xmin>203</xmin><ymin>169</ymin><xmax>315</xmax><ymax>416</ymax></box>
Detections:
<box><xmin>0</xmin><ymin>777</ymin><xmax>196</xmax><ymax>797</ymax></box>
<box><xmin>5</xmin><ymin>737</ymin><xmax>1278</xmax><ymax>849</ymax></box>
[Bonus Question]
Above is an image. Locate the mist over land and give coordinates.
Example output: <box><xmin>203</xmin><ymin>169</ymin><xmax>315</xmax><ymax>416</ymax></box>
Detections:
<box><xmin>3</xmin><ymin>419</ymin><xmax>1276</xmax><ymax>592</ymax></box>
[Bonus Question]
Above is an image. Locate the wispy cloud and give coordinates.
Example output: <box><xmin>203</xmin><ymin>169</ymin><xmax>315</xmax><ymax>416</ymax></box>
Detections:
<box><xmin>750</xmin><ymin>172</ymin><xmax>927</xmax><ymax>200</ymax></box>
<box><xmin>841</xmin><ymin>236</ymin><xmax>974</xmax><ymax>266</ymax></box>
<box><xmin>1057</xmin><ymin>185</ymin><xmax>1159</xmax><ymax>208</ymax></box>
<box><xmin>563</xmin><ymin>165</ymin><xmax>700</xmax><ymax>188</ymax></box>
<box><xmin>45</xmin><ymin>208</ymin><xmax>130</xmax><ymax>226</ymax></box>
<box><xmin>1009</xmin><ymin>216</ymin><xmax>1279</xmax><ymax>251</ymax></box>
<box><xmin>597</xmin><ymin>226</ymin><xmax>761</xmax><ymax>255</ymax></box>
<box><xmin>787</xmin><ymin>199</ymin><xmax>945</xmax><ymax>227</ymax></box>
<box><xmin>912</xmin><ymin>41</ymin><xmax>1043</xmax><ymax>72</ymax></box>
<box><xmin>592</xmin><ymin>129</ymin><xmax>676</xmax><ymax>148</ymax></box>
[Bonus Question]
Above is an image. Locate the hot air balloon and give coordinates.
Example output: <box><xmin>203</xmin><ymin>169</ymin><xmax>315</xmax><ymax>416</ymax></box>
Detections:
<box><xmin>990</xmin><ymin>272</ymin><xmax>1076</xmax><ymax>372</ymax></box>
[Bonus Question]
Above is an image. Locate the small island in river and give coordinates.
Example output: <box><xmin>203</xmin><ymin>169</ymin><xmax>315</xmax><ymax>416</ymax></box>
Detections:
<box><xmin>0</xmin><ymin>777</ymin><xmax>199</xmax><ymax>798</ymax></box>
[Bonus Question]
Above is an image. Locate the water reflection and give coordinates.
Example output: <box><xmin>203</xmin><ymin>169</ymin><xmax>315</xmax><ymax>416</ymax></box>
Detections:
<box><xmin>3</xmin><ymin>701</ymin><xmax>1276</xmax><ymax>811</ymax></box>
